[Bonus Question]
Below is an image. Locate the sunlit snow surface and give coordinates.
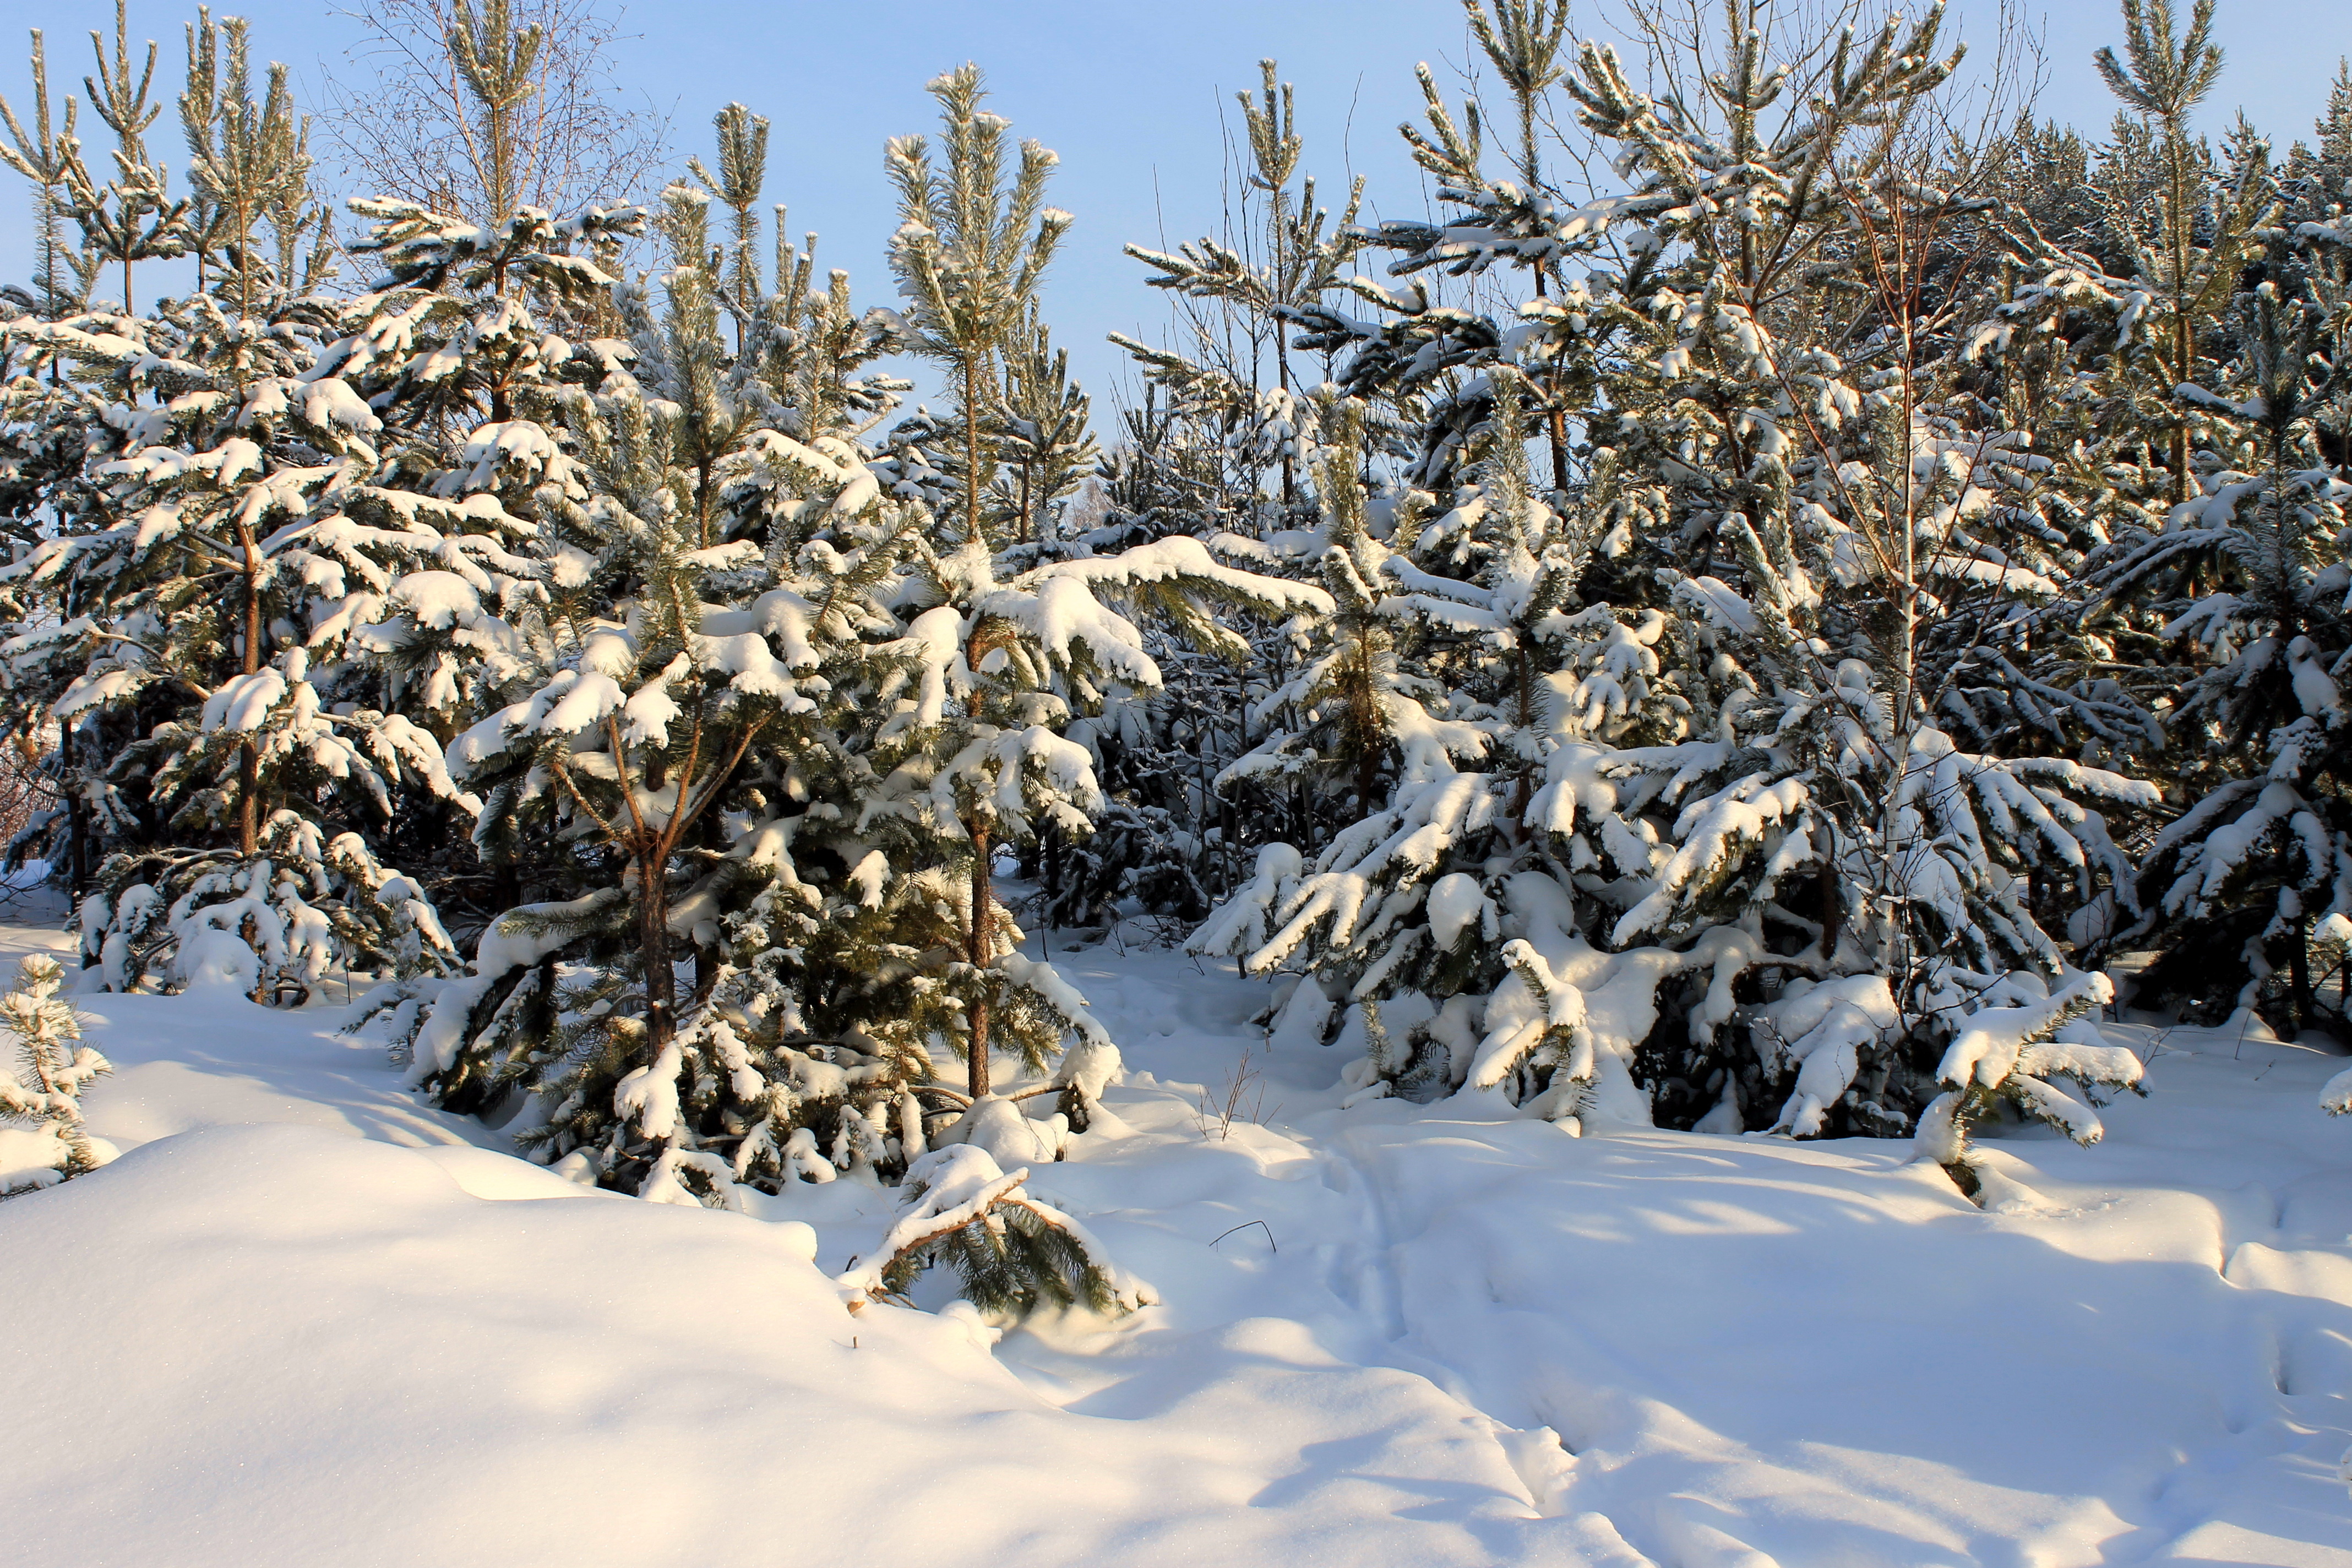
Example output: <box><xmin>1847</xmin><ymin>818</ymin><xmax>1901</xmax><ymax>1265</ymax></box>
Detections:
<box><xmin>3</xmin><ymin>899</ymin><xmax>2349</xmax><ymax>1567</ymax></box>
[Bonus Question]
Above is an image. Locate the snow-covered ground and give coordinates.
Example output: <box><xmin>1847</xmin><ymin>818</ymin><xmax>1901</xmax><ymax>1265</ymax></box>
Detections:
<box><xmin>6</xmin><ymin>895</ymin><xmax>2351</xmax><ymax>1568</ymax></box>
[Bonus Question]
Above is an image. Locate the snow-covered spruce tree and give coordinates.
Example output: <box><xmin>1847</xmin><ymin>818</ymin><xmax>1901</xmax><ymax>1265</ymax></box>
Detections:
<box><xmin>2101</xmin><ymin>203</ymin><xmax>2352</xmax><ymax>1030</ymax></box>
<box><xmin>0</xmin><ymin>955</ymin><xmax>112</xmax><ymax>1193</ymax></box>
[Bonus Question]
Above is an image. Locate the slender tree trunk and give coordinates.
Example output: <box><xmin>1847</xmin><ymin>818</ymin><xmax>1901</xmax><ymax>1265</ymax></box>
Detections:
<box><xmin>1817</xmin><ymin>848</ymin><xmax>1841</xmax><ymax>965</ymax></box>
<box><xmin>2290</xmin><ymin>919</ymin><xmax>2312</xmax><ymax>1041</ymax></box>
<box><xmin>1530</xmin><ymin>265</ymin><xmax>1570</xmax><ymax>493</ymax></box>
<box><xmin>59</xmin><ymin>725</ymin><xmax>88</xmax><ymax>907</ymax></box>
<box><xmin>1511</xmin><ymin>642</ymin><xmax>1534</xmax><ymax>836</ymax></box>
<box><xmin>966</xmin><ymin>821</ymin><xmax>993</xmax><ymax>1098</ymax></box>
<box><xmin>238</xmin><ymin>535</ymin><xmax>262</xmax><ymax>858</ymax></box>
<box><xmin>2166</xmin><ymin>125</ymin><xmax>2195</xmax><ymax>505</ymax></box>
<box><xmin>1043</xmin><ymin>823</ymin><xmax>1062</xmax><ymax>932</ymax></box>
<box><xmin>963</xmin><ymin>358</ymin><xmax>986</xmax><ymax>549</ymax></box>
<box><xmin>1277</xmin><ymin>344</ymin><xmax>1295</xmax><ymax>505</ymax></box>
<box><xmin>638</xmin><ymin>850</ymin><xmax>677</xmax><ymax>1050</ymax></box>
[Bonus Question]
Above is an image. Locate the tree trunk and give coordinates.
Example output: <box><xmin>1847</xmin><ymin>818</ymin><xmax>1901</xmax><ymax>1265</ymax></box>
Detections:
<box><xmin>2290</xmin><ymin>918</ymin><xmax>2313</xmax><ymax>1041</ymax></box>
<box><xmin>963</xmin><ymin>358</ymin><xmax>987</xmax><ymax>550</ymax></box>
<box><xmin>1277</xmin><ymin>344</ymin><xmax>1295</xmax><ymax>505</ymax></box>
<box><xmin>1817</xmin><ymin>840</ymin><xmax>1842</xmax><ymax>965</ymax></box>
<box><xmin>238</xmin><ymin>540</ymin><xmax>263</xmax><ymax>858</ymax></box>
<box><xmin>1043</xmin><ymin>823</ymin><xmax>1063</xmax><ymax>934</ymax></box>
<box><xmin>237</xmin><ymin>744</ymin><xmax>260</xmax><ymax>858</ymax></box>
<box><xmin>59</xmin><ymin>723</ymin><xmax>90</xmax><ymax>917</ymax></box>
<box><xmin>638</xmin><ymin>851</ymin><xmax>677</xmax><ymax>1050</ymax></box>
<box><xmin>1531</xmin><ymin>265</ymin><xmax>1570</xmax><ymax>493</ymax></box>
<box><xmin>966</xmin><ymin>822</ymin><xmax>994</xmax><ymax>1098</ymax></box>
<box><xmin>1511</xmin><ymin>643</ymin><xmax>1534</xmax><ymax>837</ymax></box>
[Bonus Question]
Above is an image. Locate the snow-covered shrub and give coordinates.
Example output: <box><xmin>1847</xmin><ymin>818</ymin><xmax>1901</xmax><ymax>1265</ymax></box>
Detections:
<box><xmin>0</xmin><ymin>955</ymin><xmax>112</xmax><ymax>1193</ymax></box>
<box><xmin>1035</xmin><ymin>801</ymin><xmax>1210</xmax><ymax>931</ymax></box>
<box><xmin>80</xmin><ymin>814</ymin><xmax>456</xmax><ymax>998</ymax></box>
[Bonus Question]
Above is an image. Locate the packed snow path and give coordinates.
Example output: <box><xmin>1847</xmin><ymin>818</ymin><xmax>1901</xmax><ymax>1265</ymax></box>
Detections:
<box><xmin>3</xmin><ymin>902</ymin><xmax>2349</xmax><ymax>1567</ymax></box>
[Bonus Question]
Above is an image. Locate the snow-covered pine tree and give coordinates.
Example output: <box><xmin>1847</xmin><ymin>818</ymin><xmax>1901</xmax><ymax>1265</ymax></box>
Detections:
<box><xmin>1117</xmin><ymin>57</ymin><xmax>1365</xmax><ymax>514</ymax></box>
<box><xmin>178</xmin><ymin>11</ymin><xmax>334</xmax><ymax>314</ymax></box>
<box><xmin>364</xmin><ymin>99</ymin><xmax>1326</xmax><ymax>1202</ymax></box>
<box><xmin>2089</xmin><ymin>0</ymin><xmax>2274</xmax><ymax>510</ymax></box>
<box><xmin>1186</xmin><ymin>3</ymin><xmax>2162</xmax><ymax>1174</ymax></box>
<box><xmin>836</xmin><ymin>1143</ymin><xmax>1153</xmax><ymax>1321</ymax></box>
<box><xmin>0</xmin><ymin>27</ymin><xmax>99</xmax><ymax>322</ymax></box>
<box><xmin>0</xmin><ymin>20</ymin><xmax>166</xmax><ymax>897</ymax></box>
<box><xmin>57</xmin><ymin>1</ymin><xmax>192</xmax><ymax>315</ymax></box>
<box><xmin>372</xmin><ymin>159</ymin><xmax>935</xmax><ymax>1202</ymax></box>
<box><xmin>2101</xmin><ymin>193</ymin><xmax>2352</xmax><ymax>1030</ymax></box>
<box><xmin>1085</xmin><ymin>61</ymin><xmax>1386</xmax><ymax>919</ymax></box>
<box><xmin>989</xmin><ymin>307</ymin><xmax>1097</xmax><ymax>549</ymax></box>
<box><xmin>853</xmin><ymin>505</ymin><xmax>1332</xmax><ymax>1139</ymax></box>
<box><xmin>1538</xmin><ymin>9</ymin><xmax>2159</xmax><ymax>1145</ymax></box>
<box><xmin>1191</xmin><ymin>379</ymin><xmax>1724</xmax><ymax>1118</ymax></box>
<box><xmin>1967</xmin><ymin>17</ymin><xmax>2280</xmax><ymax>751</ymax></box>
<box><xmin>0</xmin><ymin>955</ymin><xmax>112</xmax><ymax>1193</ymax></box>
<box><xmin>886</xmin><ymin>61</ymin><xmax>1069</xmax><ymax>558</ymax></box>
<box><xmin>878</xmin><ymin>65</ymin><xmax>1333</xmax><ymax>1136</ymax></box>
<box><xmin>0</xmin><ymin>22</ymin><xmax>481</xmax><ymax>998</ymax></box>
<box><xmin>1909</xmin><ymin>966</ymin><xmax>2144</xmax><ymax>1202</ymax></box>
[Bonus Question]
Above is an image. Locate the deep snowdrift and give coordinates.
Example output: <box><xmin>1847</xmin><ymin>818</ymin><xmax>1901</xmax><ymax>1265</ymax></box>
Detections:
<box><xmin>4</xmin><ymin>906</ymin><xmax>2350</xmax><ymax>1567</ymax></box>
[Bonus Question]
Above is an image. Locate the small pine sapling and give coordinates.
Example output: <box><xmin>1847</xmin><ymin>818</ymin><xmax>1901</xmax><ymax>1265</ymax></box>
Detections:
<box><xmin>835</xmin><ymin>1144</ymin><xmax>1153</xmax><ymax>1321</ymax></box>
<box><xmin>1910</xmin><ymin>970</ymin><xmax>2146</xmax><ymax>1204</ymax></box>
<box><xmin>0</xmin><ymin>955</ymin><xmax>112</xmax><ymax>1193</ymax></box>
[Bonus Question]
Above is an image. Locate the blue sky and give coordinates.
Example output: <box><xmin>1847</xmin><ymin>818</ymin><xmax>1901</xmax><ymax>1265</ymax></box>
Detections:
<box><xmin>3</xmin><ymin>0</ymin><xmax>2344</xmax><ymax>413</ymax></box>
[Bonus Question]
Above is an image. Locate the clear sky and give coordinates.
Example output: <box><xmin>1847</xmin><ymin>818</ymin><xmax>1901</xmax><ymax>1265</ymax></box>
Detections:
<box><xmin>3</xmin><ymin>0</ymin><xmax>2345</xmax><ymax>415</ymax></box>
